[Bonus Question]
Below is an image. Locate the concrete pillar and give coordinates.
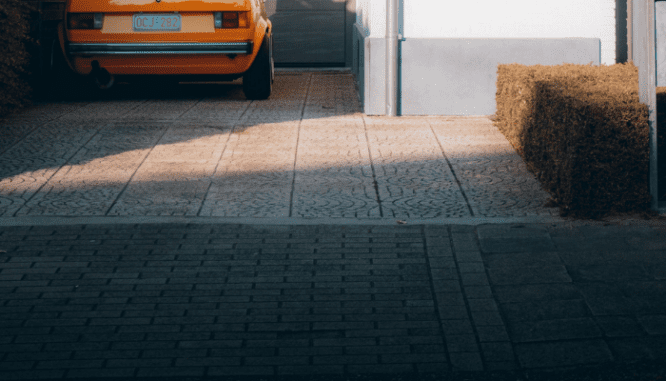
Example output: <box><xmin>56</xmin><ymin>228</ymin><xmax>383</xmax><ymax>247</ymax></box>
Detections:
<box><xmin>632</xmin><ymin>0</ymin><xmax>661</xmax><ymax>211</ymax></box>
<box><xmin>385</xmin><ymin>0</ymin><xmax>399</xmax><ymax>116</ymax></box>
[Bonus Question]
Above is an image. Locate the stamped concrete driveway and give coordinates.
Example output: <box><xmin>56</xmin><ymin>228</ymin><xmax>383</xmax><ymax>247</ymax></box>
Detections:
<box><xmin>0</xmin><ymin>71</ymin><xmax>560</xmax><ymax>223</ymax></box>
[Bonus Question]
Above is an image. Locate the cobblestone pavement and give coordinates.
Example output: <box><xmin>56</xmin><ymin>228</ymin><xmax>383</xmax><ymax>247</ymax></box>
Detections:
<box><xmin>0</xmin><ymin>222</ymin><xmax>665</xmax><ymax>380</ymax></box>
<box><xmin>0</xmin><ymin>71</ymin><xmax>559</xmax><ymax>221</ymax></box>
<box><xmin>2</xmin><ymin>71</ymin><xmax>665</xmax><ymax>381</ymax></box>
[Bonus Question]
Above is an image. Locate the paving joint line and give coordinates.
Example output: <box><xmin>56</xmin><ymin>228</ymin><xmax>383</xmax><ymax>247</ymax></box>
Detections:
<box><xmin>235</xmin><ymin>100</ymin><xmax>253</xmax><ymax>123</ymax></box>
<box><xmin>427</xmin><ymin>120</ymin><xmax>475</xmax><ymax>217</ymax></box>
<box><xmin>103</xmin><ymin>124</ymin><xmax>172</xmax><ymax>216</ymax></box>
<box><xmin>118</xmin><ymin>98</ymin><xmax>151</xmax><ymax>119</ymax></box>
<box><xmin>195</xmin><ymin>110</ymin><xmax>241</xmax><ymax>216</ymax></box>
<box><xmin>463</xmin><ymin>226</ymin><xmax>517</xmax><ymax>371</ymax></box>
<box><xmin>362</xmin><ymin>116</ymin><xmax>384</xmax><ymax>218</ymax></box>
<box><xmin>482</xmin><ymin>265</ymin><xmax>522</xmax><ymax>372</ymax></box>
<box><xmin>289</xmin><ymin>73</ymin><xmax>313</xmax><ymax>218</ymax></box>
<box><xmin>448</xmin><ymin>227</ymin><xmax>485</xmax><ymax>371</ymax></box>
<box><xmin>421</xmin><ymin>225</ymin><xmax>454</xmax><ymax>372</ymax></box>
<box><xmin>175</xmin><ymin>96</ymin><xmax>204</xmax><ymax>119</ymax></box>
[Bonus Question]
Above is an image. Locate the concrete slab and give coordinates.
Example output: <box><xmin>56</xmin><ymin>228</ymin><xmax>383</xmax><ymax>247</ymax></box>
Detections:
<box><xmin>0</xmin><ymin>72</ymin><xmax>560</xmax><ymax>223</ymax></box>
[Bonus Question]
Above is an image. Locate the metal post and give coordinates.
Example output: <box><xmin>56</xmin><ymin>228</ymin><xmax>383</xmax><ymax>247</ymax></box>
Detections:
<box><xmin>385</xmin><ymin>0</ymin><xmax>399</xmax><ymax>116</ymax></box>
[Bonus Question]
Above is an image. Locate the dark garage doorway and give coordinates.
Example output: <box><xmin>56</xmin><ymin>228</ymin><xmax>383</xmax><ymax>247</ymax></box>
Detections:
<box><xmin>265</xmin><ymin>0</ymin><xmax>355</xmax><ymax>67</ymax></box>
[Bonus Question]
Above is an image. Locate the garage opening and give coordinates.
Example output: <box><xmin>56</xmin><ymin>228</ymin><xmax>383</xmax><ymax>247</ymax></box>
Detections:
<box><xmin>265</xmin><ymin>0</ymin><xmax>355</xmax><ymax>68</ymax></box>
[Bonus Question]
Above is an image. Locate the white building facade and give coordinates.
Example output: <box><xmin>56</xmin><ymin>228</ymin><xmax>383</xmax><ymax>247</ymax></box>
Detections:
<box><xmin>353</xmin><ymin>0</ymin><xmax>620</xmax><ymax>115</ymax></box>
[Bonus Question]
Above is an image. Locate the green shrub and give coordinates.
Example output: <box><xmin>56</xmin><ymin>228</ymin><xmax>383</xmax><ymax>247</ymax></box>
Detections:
<box><xmin>495</xmin><ymin>63</ymin><xmax>651</xmax><ymax>218</ymax></box>
<box><xmin>0</xmin><ymin>0</ymin><xmax>36</xmax><ymax>118</ymax></box>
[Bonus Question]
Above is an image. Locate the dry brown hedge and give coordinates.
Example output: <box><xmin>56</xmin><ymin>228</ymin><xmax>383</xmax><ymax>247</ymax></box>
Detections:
<box><xmin>495</xmin><ymin>63</ymin><xmax>651</xmax><ymax>218</ymax></box>
<box><xmin>0</xmin><ymin>0</ymin><xmax>36</xmax><ymax>118</ymax></box>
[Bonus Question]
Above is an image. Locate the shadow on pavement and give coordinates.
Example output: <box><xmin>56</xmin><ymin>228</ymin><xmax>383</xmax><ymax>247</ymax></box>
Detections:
<box><xmin>0</xmin><ymin>120</ymin><xmax>554</xmax><ymax>218</ymax></box>
<box><xmin>0</xmin><ymin>71</ymin><xmax>362</xmax><ymax>182</ymax></box>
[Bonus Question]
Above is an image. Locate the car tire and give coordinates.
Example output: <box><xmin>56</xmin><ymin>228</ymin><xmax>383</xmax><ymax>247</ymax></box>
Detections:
<box><xmin>242</xmin><ymin>33</ymin><xmax>273</xmax><ymax>100</ymax></box>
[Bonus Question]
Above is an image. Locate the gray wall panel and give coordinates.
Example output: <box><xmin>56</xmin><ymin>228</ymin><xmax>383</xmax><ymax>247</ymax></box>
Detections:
<box><xmin>366</xmin><ymin>37</ymin><xmax>386</xmax><ymax>115</ymax></box>
<box><xmin>400</xmin><ymin>38</ymin><xmax>601</xmax><ymax>115</ymax></box>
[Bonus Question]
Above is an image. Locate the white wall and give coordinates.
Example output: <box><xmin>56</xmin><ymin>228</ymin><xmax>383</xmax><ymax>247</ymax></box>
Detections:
<box><xmin>356</xmin><ymin>0</ymin><xmax>384</xmax><ymax>37</ymax></box>
<box><xmin>657</xmin><ymin>2</ymin><xmax>666</xmax><ymax>86</ymax></box>
<box><xmin>356</xmin><ymin>0</ymin><xmax>616</xmax><ymax>65</ymax></box>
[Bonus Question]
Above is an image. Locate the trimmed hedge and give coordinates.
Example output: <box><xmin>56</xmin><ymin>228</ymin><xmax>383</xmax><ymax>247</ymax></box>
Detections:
<box><xmin>0</xmin><ymin>0</ymin><xmax>35</xmax><ymax>118</ymax></box>
<box><xmin>495</xmin><ymin>63</ymin><xmax>651</xmax><ymax>218</ymax></box>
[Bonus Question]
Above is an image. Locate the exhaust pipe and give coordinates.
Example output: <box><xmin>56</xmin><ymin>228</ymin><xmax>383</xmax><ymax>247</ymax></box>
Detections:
<box><xmin>90</xmin><ymin>61</ymin><xmax>114</xmax><ymax>90</ymax></box>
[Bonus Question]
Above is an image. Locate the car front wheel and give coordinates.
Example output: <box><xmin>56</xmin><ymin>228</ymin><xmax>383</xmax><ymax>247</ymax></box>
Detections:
<box><xmin>242</xmin><ymin>34</ymin><xmax>273</xmax><ymax>100</ymax></box>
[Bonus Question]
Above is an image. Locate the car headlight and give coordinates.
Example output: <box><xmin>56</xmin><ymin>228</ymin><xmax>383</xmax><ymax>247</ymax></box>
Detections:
<box><xmin>68</xmin><ymin>13</ymin><xmax>104</xmax><ymax>30</ymax></box>
<box><xmin>214</xmin><ymin>12</ymin><xmax>249</xmax><ymax>28</ymax></box>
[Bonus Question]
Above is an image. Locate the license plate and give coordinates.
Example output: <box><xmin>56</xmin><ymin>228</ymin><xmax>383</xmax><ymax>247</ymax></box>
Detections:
<box><xmin>133</xmin><ymin>14</ymin><xmax>181</xmax><ymax>31</ymax></box>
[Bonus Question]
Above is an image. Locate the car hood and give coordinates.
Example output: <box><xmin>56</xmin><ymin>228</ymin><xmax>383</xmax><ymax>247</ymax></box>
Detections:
<box><xmin>68</xmin><ymin>0</ymin><xmax>251</xmax><ymax>13</ymax></box>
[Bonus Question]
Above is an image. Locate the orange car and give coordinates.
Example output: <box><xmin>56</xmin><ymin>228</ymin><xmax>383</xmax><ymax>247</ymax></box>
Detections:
<box><xmin>58</xmin><ymin>0</ymin><xmax>273</xmax><ymax>99</ymax></box>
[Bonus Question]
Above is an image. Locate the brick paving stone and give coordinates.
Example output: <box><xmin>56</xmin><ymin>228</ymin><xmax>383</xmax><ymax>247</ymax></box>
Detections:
<box><xmin>594</xmin><ymin>316</ymin><xmax>645</xmax><ymax>337</ymax></box>
<box><xmin>568</xmin><ymin>264</ymin><xmax>650</xmax><ymax>282</ymax></box>
<box><xmin>445</xmin><ymin>334</ymin><xmax>479</xmax><ymax>353</ymax></box>
<box><xmin>463</xmin><ymin>286</ymin><xmax>493</xmax><ymax>299</ymax></box>
<box><xmin>347</xmin><ymin>364</ymin><xmax>415</xmax><ymax>373</ymax></box>
<box><xmin>637</xmin><ymin>315</ymin><xmax>666</xmax><ymax>335</ymax></box>
<box><xmin>475</xmin><ymin>325</ymin><xmax>510</xmax><ymax>342</ymax></box>
<box><xmin>479</xmin><ymin>238</ymin><xmax>556</xmax><ymax>253</ymax></box>
<box><xmin>0</xmin><ymin>370</ymin><xmax>66</xmax><ymax>380</ymax></box>
<box><xmin>449</xmin><ymin>352</ymin><xmax>484</xmax><ymax>372</ymax></box>
<box><xmin>584</xmin><ymin>296</ymin><xmax>642</xmax><ymax>316</ymax></box>
<box><xmin>500</xmin><ymin>299</ymin><xmax>591</xmax><ymax>322</ymax></box>
<box><xmin>136</xmin><ymin>367</ymin><xmax>206</xmax><ymax>377</ymax></box>
<box><xmin>492</xmin><ymin>284</ymin><xmax>581</xmax><ymax>303</ymax></box>
<box><xmin>470</xmin><ymin>311</ymin><xmax>505</xmax><ymax>326</ymax></box>
<box><xmin>454</xmin><ymin>251</ymin><xmax>483</xmax><ymax>263</ymax></box>
<box><xmin>514</xmin><ymin>340</ymin><xmax>614</xmax><ymax>369</ymax></box>
<box><xmin>66</xmin><ymin>368</ymin><xmax>136</xmax><ymax>379</ymax></box>
<box><xmin>278</xmin><ymin>365</ymin><xmax>345</xmax><ymax>375</ymax></box>
<box><xmin>606</xmin><ymin>337</ymin><xmax>656</xmax><ymax>362</ymax></box>
<box><xmin>483</xmin><ymin>252</ymin><xmax>556</xmax><ymax>268</ymax></box>
<box><xmin>507</xmin><ymin>318</ymin><xmax>602</xmax><ymax>343</ymax></box>
<box><xmin>487</xmin><ymin>265</ymin><xmax>572</xmax><ymax>285</ymax></box>
<box><xmin>480</xmin><ymin>342</ymin><xmax>515</xmax><ymax>363</ymax></box>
